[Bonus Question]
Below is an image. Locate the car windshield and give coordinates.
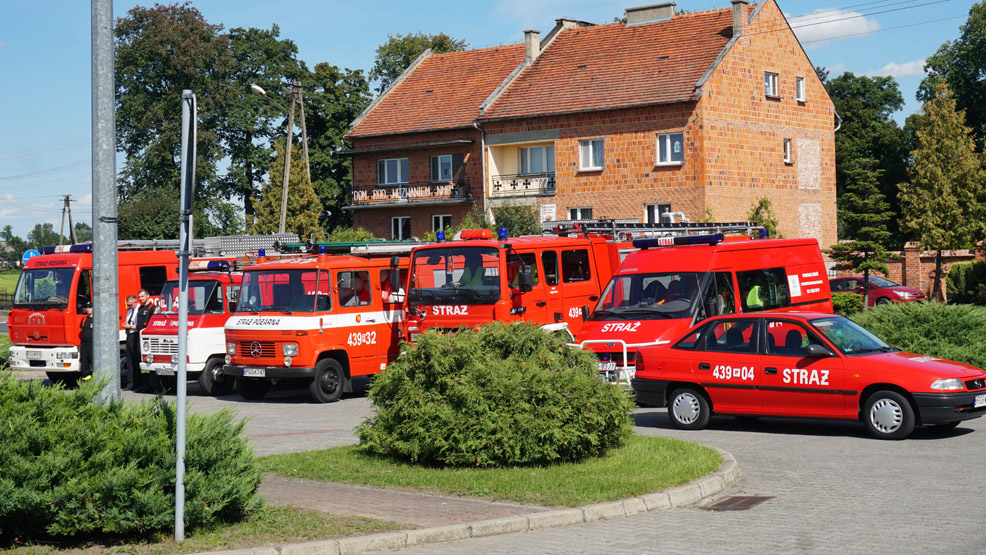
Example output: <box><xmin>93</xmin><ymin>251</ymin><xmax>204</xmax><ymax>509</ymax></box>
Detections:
<box><xmin>157</xmin><ymin>280</ymin><xmax>224</xmax><ymax>315</ymax></box>
<box><xmin>810</xmin><ymin>316</ymin><xmax>895</xmax><ymax>355</ymax></box>
<box><xmin>13</xmin><ymin>268</ymin><xmax>76</xmax><ymax>309</ymax></box>
<box><xmin>408</xmin><ymin>246</ymin><xmax>500</xmax><ymax>305</ymax></box>
<box><xmin>591</xmin><ymin>272</ymin><xmax>703</xmax><ymax>320</ymax></box>
<box><xmin>867</xmin><ymin>276</ymin><xmax>898</xmax><ymax>288</ymax></box>
<box><xmin>236</xmin><ymin>269</ymin><xmax>329</xmax><ymax>314</ymax></box>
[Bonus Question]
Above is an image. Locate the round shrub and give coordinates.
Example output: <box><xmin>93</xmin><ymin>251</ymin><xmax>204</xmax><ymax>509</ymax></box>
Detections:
<box><xmin>357</xmin><ymin>322</ymin><xmax>635</xmax><ymax>467</ymax></box>
<box><xmin>0</xmin><ymin>374</ymin><xmax>263</xmax><ymax>544</ymax></box>
<box><xmin>852</xmin><ymin>301</ymin><xmax>986</xmax><ymax>369</ymax></box>
<box><xmin>831</xmin><ymin>292</ymin><xmax>863</xmax><ymax>316</ymax></box>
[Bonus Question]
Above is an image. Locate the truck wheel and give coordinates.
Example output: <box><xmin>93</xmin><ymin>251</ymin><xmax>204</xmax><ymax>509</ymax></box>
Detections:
<box><xmin>46</xmin><ymin>373</ymin><xmax>78</xmax><ymax>388</ymax></box>
<box><xmin>237</xmin><ymin>378</ymin><xmax>270</xmax><ymax>400</ymax></box>
<box><xmin>310</xmin><ymin>359</ymin><xmax>346</xmax><ymax>403</ymax></box>
<box><xmin>863</xmin><ymin>390</ymin><xmax>915</xmax><ymax>440</ymax></box>
<box><xmin>198</xmin><ymin>358</ymin><xmax>234</xmax><ymax>396</ymax></box>
<box><xmin>667</xmin><ymin>387</ymin><xmax>711</xmax><ymax>430</ymax></box>
<box><xmin>150</xmin><ymin>374</ymin><xmax>177</xmax><ymax>394</ymax></box>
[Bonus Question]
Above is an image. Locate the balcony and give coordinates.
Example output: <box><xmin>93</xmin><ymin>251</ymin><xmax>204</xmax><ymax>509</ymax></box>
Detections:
<box><xmin>351</xmin><ymin>180</ymin><xmax>472</xmax><ymax>207</ymax></box>
<box><xmin>490</xmin><ymin>173</ymin><xmax>556</xmax><ymax>198</ymax></box>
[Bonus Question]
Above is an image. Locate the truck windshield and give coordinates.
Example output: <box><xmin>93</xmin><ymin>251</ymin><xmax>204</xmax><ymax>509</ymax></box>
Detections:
<box><xmin>157</xmin><ymin>280</ymin><xmax>224</xmax><ymax>315</ymax></box>
<box><xmin>236</xmin><ymin>269</ymin><xmax>328</xmax><ymax>314</ymax></box>
<box><xmin>13</xmin><ymin>268</ymin><xmax>76</xmax><ymax>309</ymax></box>
<box><xmin>408</xmin><ymin>246</ymin><xmax>500</xmax><ymax>305</ymax></box>
<box><xmin>591</xmin><ymin>272</ymin><xmax>703</xmax><ymax>320</ymax></box>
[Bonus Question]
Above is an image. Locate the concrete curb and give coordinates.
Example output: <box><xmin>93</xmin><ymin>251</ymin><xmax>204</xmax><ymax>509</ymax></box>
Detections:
<box><xmin>199</xmin><ymin>449</ymin><xmax>740</xmax><ymax>555</ymax></box>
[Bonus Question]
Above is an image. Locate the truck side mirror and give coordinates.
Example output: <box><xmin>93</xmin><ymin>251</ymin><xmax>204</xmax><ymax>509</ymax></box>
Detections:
<box><xmin>517</xmin><ymin>265</ymin><xmax>533</xmax><ymax>293</ymax></box>
<box><xmin>390</xmin><ymin>271</ymin><xmax>400</xmax><ymax>293</ymax></box>
<box><xmin>806</xmin><ymin>344</ymin><xmax>835</xmax><ymax>357</ymax></box>
<box><xmin>339</xmin><ymin>273</ymin><xmax>352</xmax><ymax>289</ymax></box>
<box><xmin>581</xmin><ymin>306</ymin><xmax>589</xmax><ymax>321</ymax></box>
<box><xmin>390</xmin><ymin>255</ymin><xmax>400</xmax><ymax>268</ymax></box>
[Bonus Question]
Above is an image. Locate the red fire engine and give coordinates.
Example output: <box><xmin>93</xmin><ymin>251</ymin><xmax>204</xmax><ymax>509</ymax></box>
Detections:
<box><xmin>139</xmin><ymin>260</ymin><xmax>242</xmax><ymax>395</ymax></box>
<box><xmin>222</xmin><ymin>248</ymin><xmax>410</xmax><ymax>403</ymax></box>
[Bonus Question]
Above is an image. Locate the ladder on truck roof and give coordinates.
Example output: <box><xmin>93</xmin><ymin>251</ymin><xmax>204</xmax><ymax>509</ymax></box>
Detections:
<box><xmin>544</xmin><ymin>219</ymin><xmax>767</xmax><ymax>241</ymax></box>
<box><xmin>272</xmin><ymin>238</ymin><xmax>432</xmax><ymax>256</ymax></box>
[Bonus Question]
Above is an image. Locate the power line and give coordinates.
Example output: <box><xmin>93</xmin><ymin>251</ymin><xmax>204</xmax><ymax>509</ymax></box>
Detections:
<box><xmin>801</xmin><ymin>13</ymin><xmax>968</xmax><ymax>45</ymax></box>
<box><xmin>0</xmin><ymin>160</ymin><xmax>90</xmax><ymax>181</ymax></box>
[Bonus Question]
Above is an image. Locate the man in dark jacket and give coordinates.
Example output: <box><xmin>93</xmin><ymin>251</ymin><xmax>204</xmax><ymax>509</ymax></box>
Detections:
<box><xmin>79</xmin><ymin>302</ymin><xmax>94</xmax><ymax>380</ymax></box>
<box><xmin>131</xmin><ymin>289</ymin><xmax>156</xmax><ymax>393</ymax></box>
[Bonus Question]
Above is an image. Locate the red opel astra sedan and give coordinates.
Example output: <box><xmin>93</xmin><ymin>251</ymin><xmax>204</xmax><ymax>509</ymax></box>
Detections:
<box><xmin>631</xmin><ymin>312</ymin><xmax>986</xmax><ymax>439</ymax></box>
<box><xmin>830</xmin><ymin>276</ymin><xmax>926</xmax><ymax>307</ymax></box>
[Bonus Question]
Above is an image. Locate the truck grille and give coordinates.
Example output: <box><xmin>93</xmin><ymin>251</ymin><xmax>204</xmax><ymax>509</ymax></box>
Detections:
<box><xmin>239</xmin><ymin>341</ymin><xmax>276</xmax><ymax>358</ymax></box>
<box><xmin>146</xmin><ymin>337</ymin><xmax>178</xmax><ymax>355</ymax></box>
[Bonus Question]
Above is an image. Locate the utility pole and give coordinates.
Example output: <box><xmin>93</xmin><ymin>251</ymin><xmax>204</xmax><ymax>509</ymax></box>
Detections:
<box><xmin>278</xmin><ymin>84</ymin><xmax>296</xmax><ymax>235</ymax></box>
<box><xmin>59</xmin><ymin>195</ymin><xmax>78</xmax><ymax>245</ymax></box>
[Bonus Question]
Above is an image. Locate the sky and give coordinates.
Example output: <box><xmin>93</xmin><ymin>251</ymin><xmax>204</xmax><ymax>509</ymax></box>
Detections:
<box><xmin>0</xmin><ymin>0</ymin><xmax>979</xmax><ymax>242</ymax></box>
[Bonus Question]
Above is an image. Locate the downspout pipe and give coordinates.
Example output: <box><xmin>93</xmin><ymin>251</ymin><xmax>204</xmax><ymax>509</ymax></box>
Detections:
<box><xmin>473</xmin><ymin>120</ymin><xmax>492</xmax><ymax>225</ymax></box>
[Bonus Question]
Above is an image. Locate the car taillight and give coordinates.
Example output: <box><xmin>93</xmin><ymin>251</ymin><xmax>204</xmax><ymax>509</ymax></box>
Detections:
<box><xmin>634</xmin><ymin>351</ymin><xmax>645</xmax><ymax>372</ymax></box>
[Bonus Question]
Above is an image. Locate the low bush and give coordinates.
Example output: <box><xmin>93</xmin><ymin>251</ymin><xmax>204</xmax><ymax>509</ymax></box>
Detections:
<box><xmin>0</xmin><ymin>375</ymin><xmax>263</xmax><ymax>545</ymax></box>
<box><xmin>357</xmin><ymin>322</ymin><xmax>635</xmax><ymax>467</ymax></box>
<box><xmin>947</xmin><ymin>260</ymin><xmax>986</xmax><ymax>305</ymax></box>
<box><xmin>851</xmin><ymin>302</ymin><xmax>986</xmax><ymax>369</ymax></box>
<box><xmin>831</xmin><ymin>292</ymin><xmax>863</xmax><ymax>316</ymax></box>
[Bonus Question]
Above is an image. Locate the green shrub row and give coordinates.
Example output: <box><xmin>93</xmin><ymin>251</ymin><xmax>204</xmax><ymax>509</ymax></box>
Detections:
<box><xmin>852</xmin><ymin>302</ymin><xmax>986</xmax><ymax>370</ymax></box>
<box><xmin>947</xmin><ymin>261</ymin><xmax>986</xmax><ymax>305</ymax></box>
<box><xmin>831</xmin><ymin>292</ymin><xmax>863</xmax><ymax>316</ymax></box>
<box><xmin>357</xmin><ymin>322</ymin><xmax>635</xmax><ymax>467</ymax></box>
<box><xmin>0</xmin><ymin>375</ymin><xmax>263</xmax><ymax>544</ymax></box>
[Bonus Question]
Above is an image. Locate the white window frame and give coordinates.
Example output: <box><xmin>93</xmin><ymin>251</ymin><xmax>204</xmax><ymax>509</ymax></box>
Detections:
<box><xmin>783</xmin><ymin>138</ymin><xmax>793</xmax><ymax>164</ymax></box>
<box><xmin>765</xmin><ymin>72</ymin><xmax>779</xmax><ymax>98</ymax></box>
<box><xmin>578</xmin><ymin>139</ymin><xmax>604</xmax><ymax>171</ymax></box>
<box><xmin>519</xmin><ymin>145</ymin><xmax>555</xmax><ymax>175</ymax></box>
<box><xmin>392</xmin><ymin>216</ymin><xmax>411</xmax><ymax>240</ymax></box>
<box><xmin>378</xmin><ymin>157</ymin><xmax>409</xmax><ymax>185</ymax></box>
<box><xmin>656</xmin><ymin>132</ymin><xmax>684</xmax><ymax>166</ymax></box>
<box><xmin>431</xmin><ymin>154</ymin><xmax>452</xmax><ymax>182</ymax></box>
<box><xmin>432</xmin><ymin>214</ymin><xmax>452</xmax><ymax>232</ymax></box>
<box><xmin>646</xmin><ymin>203</ymin><xmax>671</xmax><ymax>224</ymax></box>
<box><xmin>795</xmin><ymin>76</ymin><xmax>806</xmax><ymax>102</ymax></box>
<box><xmin>569</xmin><ymin>207</ymin><xmax>593</xmax><ymax>220</ymax></box>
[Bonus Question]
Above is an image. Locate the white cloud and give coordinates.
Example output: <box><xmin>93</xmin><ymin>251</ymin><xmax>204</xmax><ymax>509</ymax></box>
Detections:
<box><xmin>787</xmin><ymin>9</ymin><xmax>880</xmax><ymax>48</ymax></box>
<box><xmin>866</xmin><ymin>59</ymin><xmax>926</xmax><ymax>79</ymax></box>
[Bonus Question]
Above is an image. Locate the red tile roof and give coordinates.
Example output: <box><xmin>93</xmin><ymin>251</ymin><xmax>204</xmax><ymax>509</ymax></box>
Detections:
<box><xmin>348</xmin><ymin>44</ymin><xmax>526</xmax><ymax>138</ymax></box>
<box><xmin>480</xmin><ymin>9</ymin><xmax>735</xmax><ymax>121</ymax></box>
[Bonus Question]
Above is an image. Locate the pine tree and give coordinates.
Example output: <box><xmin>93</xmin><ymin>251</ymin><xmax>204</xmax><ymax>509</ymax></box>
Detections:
<box><xmin>746</xmin><ymin>196</ymin><xmax>781</xmax><ymax>238</ymax></box>
<box><xmin>898</xmin><ymin>83</ymin><xmax>986</xmax><ymax>301</ymax></box>
<box><xmin>825</xmin><ymin>159</ymin><xmax>893</xmax><ymax>309</ymax></box>
<box><xmin>251</xmin><ymin>141</ymin><xmax>324</xmax><ymax>240</ymax></box>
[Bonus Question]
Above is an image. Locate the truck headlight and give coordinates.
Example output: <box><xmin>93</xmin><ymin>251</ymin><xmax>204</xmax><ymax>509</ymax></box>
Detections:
<box><xmin>226</xmin><ymin>342</ymin><xmax>236</xmax><ymax>355</ymax></box>
<box><xmin>142</xmin><ymin>340</ymin><xmax>150</xmax><ymax>353</ymax></box>
<box><xmin>56</xmin><ymin>352</ymin><xmax>79</xmax><ymax>360</ymax></box>
<box><xmin>282</xmin><ymin>343</ymin><xmax>298</xmax><ymax>356</ymax></box>
<box><xmin>930</xmin><ymin>378</ymin><xmax>963</xmax><ymax>391</ymax></box>
<box><xmin>283</xmin><ymin>356</ymin><xmax>292</xmax><ymax>366</ymax></box>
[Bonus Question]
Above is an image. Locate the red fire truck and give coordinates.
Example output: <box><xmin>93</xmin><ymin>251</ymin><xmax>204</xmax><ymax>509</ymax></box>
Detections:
<box><xmin>573</xmin><ymin>228</ymin><xmax>833</xmax><ymax>385</ymax></box>
<box><xmin>401</xmin><ymin>228</ymin><xmax>628</xmax><ymax>342</ymax></box>
<box><xmin>139</xmin><ymin>260</ymin><xmax>242</xmax><ymax>395</ymax></box>
<box><xmin>222</xmin><ymin>249</ymin><xmax>410</xmax><ymax>403</ymax></box>
<box><xmin>7</xmin><ymin>244</ymin><xmax>178</xmax><ymax>384</ymax></box>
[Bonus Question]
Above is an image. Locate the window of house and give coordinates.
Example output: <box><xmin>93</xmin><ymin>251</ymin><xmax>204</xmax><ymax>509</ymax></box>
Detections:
<box><xmin>657</xmin><ymin>132</ymin><xmax>684</xmax><ymax>165</ymax></box>
<box><xmin>519</xmin><ymin>146</ymin><xmax>555</xmax><ymax>174</ymax></box>
<box><xmin>579</xmin><ymin>139</ymin><xmax>604</xmax><ymax>170</ymax></box>
<box><xmin>783</xmin><ymin>138</ymin><xmax>793</xmax><ymax>164</ymax></box>
<box><xmin>432</xmin><ymin>214</ymin><xmax>452</xmax><ymax>232</ymax></box>
<box><xmin>431</xmin><ymin>155</ymin><xmax>452</xmax><ymax>182</ymax></box>
<box><xmin>765</xmin><ymin>72</ymin><xmax>779</xmax><ymax>98</ymax></box>
<box><xmin>392</xmin><ymin>216</ymin><xmax>411</xmax><ymax>240</ymax></box>
<box><xmin>377</xmin><ymin>158</ymin><xmax>409</xmax><ymax>185</ymax></box>
<box><xmin>646</xmin><ymin>203</ymin><xmax>671</xmax><ymax>224</ymax></box>
<box><xmin>569</xmin><ymin>207</ymin><xmax>592</xmax><ymax>220</ymax></box>
<box><xmin>796</xmin><ymin>76</ymin><xmax>806</xmax><ymax>102</ymax></box>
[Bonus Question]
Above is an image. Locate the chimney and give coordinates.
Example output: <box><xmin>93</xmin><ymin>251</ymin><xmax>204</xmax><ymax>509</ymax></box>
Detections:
<box><xmin>524</xmin><ymin>30</ymin><xmax>541</xmax><ymax>60</ymax></box>
<box><xmin>732</xmin><ymin>0</ymin><xmax>750</xmax><ymax>36</ymax></box>
<box><xmin>625</xmin><ymin>3</ymin><xmax>675</xmax><ymax>26</ymax></box>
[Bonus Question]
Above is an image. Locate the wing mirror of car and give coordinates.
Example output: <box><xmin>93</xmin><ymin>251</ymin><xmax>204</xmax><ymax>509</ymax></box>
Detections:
<box><xmin>806</xmin><ymin>344</ymin><xmax>835</xmax><ymax>357</ymax></box>
<box><xmin>517</xmin><ymin>265</ymin><xmax>533</xmax><ymax>293</ymax></box>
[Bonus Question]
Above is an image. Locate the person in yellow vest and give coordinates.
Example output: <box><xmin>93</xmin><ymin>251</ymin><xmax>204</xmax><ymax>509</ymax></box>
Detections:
<box><xmin>746</xmin><ymin>285</ymin><xmax>763</xmax><ymax>309</ymax></box>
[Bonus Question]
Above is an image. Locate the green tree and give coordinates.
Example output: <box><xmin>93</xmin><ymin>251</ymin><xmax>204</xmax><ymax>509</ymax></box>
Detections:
<box><xmin>26</xmin><ymin>223</ymin><xmax>66</xmax><ymax>250</ymax></box>
<box><xmin>251</xmin><ymin>142</ymin><xmax>323</xmax><ymax>240</ymax></box>
<box><xmin>369</xmin><ymin>32</ymin><xmax>467</xmax><ymax>93</ymax></box>
<box><xmin>73</xmin><ymin>222</ymin><xmax>93</xmax><ymax>243</ymax></box>
<box><xmin>117</xmin><ymin>189</ymin><xmax>219</xmax><ymax>240</ymax></box>
<box><xmin>919</xmin><ymin>2</ymin><xmax>986</xmax><ymax>149</ymax></box>
<box><xmin>899</xmin><ymin>84</ymin><xmax>986</xmax><ymax>301</ymax></box>
<box><xmin>1</xmin><ymin>226</ymin><xmax>29</xmax><ymax>268</ymax></box>
<box><xmin>491</xmin><ymin>203</ymin><xmax>542</xmax><ymax>236</ymax></box>
<box><xmin>746</xmin><ymin>196</ymin><xmax>781</xmax><ymax>238</ymax></box>
<box><xmin>824</xmin><ymin>72</ymin><xmax>909</xmax><ymax>245</ymax></box>
<box><xmin>825</xmin><ymin>159</ymin><xmax>893</xmax><ymax>309</ymax></box>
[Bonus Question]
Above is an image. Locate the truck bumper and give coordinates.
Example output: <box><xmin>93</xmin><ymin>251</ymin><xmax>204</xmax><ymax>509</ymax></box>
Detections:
<box><xmin>223</xmin><ymin>365</ymin><xmax>317</xmax><ymax>380</ymax></box>
<box><xmin>8</xmin><ymin>345</ymin><xmax>80</xmax><ymax>372</ymax></box>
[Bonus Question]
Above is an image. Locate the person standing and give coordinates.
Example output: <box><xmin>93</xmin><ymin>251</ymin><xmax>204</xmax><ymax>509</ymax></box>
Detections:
<box><xmin>122</xmin><ymin>294</ymin><xmax>139</xmax><ymax>390</ymax></box>
<box><xmin>79</xmin><ymin>302</ymin><xmax>94</xmax><ymax>381</ymax></box>
<box><xmin>131</xmin><ymin>289</ymin><xmax>156</xmax><ymax>393</ymax></box>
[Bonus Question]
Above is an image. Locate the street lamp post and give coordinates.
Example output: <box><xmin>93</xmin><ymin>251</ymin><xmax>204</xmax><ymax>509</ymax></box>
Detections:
<box><xmin>251</xmin><ymin>82</ymin><xmax>311</xmax><ymax>234</ymax></box>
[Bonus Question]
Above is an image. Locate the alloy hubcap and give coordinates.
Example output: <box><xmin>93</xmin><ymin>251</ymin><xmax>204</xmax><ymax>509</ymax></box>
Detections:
<box><xmin>673</xmin><ymin>393</ymin><xmax>700</xmax><ymax>424</ymax></box>
<box><xmin>870</xmin><ymin>398</ymin><xmax>903</xmax><ymax>433</ymax></box>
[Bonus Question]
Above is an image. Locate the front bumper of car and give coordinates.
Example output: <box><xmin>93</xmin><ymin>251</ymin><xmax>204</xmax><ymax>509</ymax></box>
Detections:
<box><xmin>911</xmin><ymin>391</ymin><xmax>986</xmax><ymax>425</ymax></box>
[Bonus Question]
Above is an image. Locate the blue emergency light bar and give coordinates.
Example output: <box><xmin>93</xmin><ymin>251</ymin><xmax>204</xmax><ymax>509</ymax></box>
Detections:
<box><xmin>40</xmin><ymin>244</ymin><xmax>93</xmax><ymax>255</ymax></box>
<box><xmin>497</xmin><ymin>227</ymin><xmax>508</xmax><ymax>240</ymax></box>
<box><xmin>258</xmin><ymin>248</ymin><xmax>266</xmax><ymax>257</ymax></box>
<box><xmin>437</xmin><ymin>230</ymin><xmax>446</xmax><ymax>242</ymax></box>
<box><xmin>632</xmin><ymin>233</ymin><xmax>724</xmax><ymax>249</ymax></box>
<box><xmin>188</xmin><ymin>260</ymin><xmax>231</xmax><ymax>271</ymax></box>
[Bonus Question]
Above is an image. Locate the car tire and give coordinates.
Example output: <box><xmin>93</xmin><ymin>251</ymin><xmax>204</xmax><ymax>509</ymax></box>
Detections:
<box><xmin>150</xmin><ymin>374</ymin><xmax>177</xmax><ymax>394</ymax></box>
<box><xmin>667</xmin><ymin>387</ymin><xmax>711</xmax><ymax>430</ymax></box>
<box><xmin>876</xmin><ymin>297</ymin><xmax>893</xmax><ymax>306</ymax></box>
<box><xmin>198</xmin><ymin>357</ymin><xmax>234</xmax><ymax>396</ymax></box>
<box><xmin>863</xmin><ymin>390</ymin><xmax>915</xmax><ymax>440</ymax></box>
<box><xmin>309</xmin><ymin>358</ymin><xmax>346</xmax><ymax>404</ymax></box>
<box><xmin>236</xmin><ymin>378</ymin><xmax>270</xmax><ymax>400</ymax></box>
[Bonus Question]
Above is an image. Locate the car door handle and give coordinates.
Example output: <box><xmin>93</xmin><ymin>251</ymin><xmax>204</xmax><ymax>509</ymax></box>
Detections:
<box><xmin>589</xmin><ymin>296</ymin><xmax>599</xmax><ymax>301</ymax></box>
<box><xmin>536</xmin><ymin>301</ymin><xmax>547</xmax><ymax>307</ymax></box>
<box><xmin>765</xmin><ymin>367</ymin><xmax>777</xmax><ymax>375</ymax></box>
<box><xmin>698</xmin><ymin>363</ymin><xmax>710</xmax><ymax>370</ymax></box>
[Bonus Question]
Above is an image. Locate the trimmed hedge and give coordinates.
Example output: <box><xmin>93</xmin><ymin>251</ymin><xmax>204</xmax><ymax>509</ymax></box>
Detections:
<box><xmin>852</xmin><ymin>302</ymin><xmax>986</xmax><ymax>370</ymax></box>
<box><xmin>947</xmin><ymin>261</ymin><xmax>986</xmax><ymax>305</ymax></box>
<box><xmin>831</xmin><ymin>292</ymin><xmax>863</xmax><ymax>316</ymax></box>
<box><xmin>0</xmin><ymin>374</ymin><xmax>263</xmax><ymax>544</ymax></box>
<box><xmin>357</xmin><ymin>322</ymin><xmax>635</xmax><ymax>467</ymax></box>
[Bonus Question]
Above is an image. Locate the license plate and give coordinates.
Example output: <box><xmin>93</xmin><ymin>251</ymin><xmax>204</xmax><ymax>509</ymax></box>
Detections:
<box><xmin>26</xmin><ymin>351</ymin><xmax>42</xmax><ymax>359</ymax></box>
<box><xmin>596</xmin><ymin>361</ymin><xmax>617</xmax><ymax>372</ymax></box>
<box><xmin>243</xmin><ymin>368</ymin><xmax>266</xmax><ymax>378</ymax></box>
<box><xmin>975</xmin><ymin>394</ymin><xmax>986</xmax><ymax>408</ymax></box>
<box><xmin>157</xmin><ymin>368</ymin><xmax>175</xmax><ymax>376</ymax></box>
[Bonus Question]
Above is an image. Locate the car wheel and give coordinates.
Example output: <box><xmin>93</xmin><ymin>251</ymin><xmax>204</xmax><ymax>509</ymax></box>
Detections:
<box><xmin>198</xmin><ymin>358</ymin><xmax>234</xmax><ymax>396</ymax></box>
<box><xmin>150</xmin><ymin>374</ymin><xmax>177</xmax><ymax>394</ymax></box>
<box><xmin>236</xmin><ymin>378</ymin><xmax>270</xmax><ymax>400</ymax></box>
<box><xmin>309</xmin><ymin>358</ymin><xmax>346</xmax><ymax>403</ymax></box>
<box><xmin>876</xmin><ymin>297</ymin><xmax>893</xmax><ymax>306</ymax></box>
<box><xmin>667</xmin><ymin>387</ymin><xmax>711</xmax><ymax>430</ymax></box>
<box><xmin>863</xmin><ymin>390</ymin><xmax>915</xmax><ymax>440</ymax></box>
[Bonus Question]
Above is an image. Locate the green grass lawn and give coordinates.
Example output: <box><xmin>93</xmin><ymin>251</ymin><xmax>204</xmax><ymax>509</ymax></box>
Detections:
<box><xmin>0</xmin><ymin>269</ymin><xmax>19</xmax><ymax>292</ymax></box>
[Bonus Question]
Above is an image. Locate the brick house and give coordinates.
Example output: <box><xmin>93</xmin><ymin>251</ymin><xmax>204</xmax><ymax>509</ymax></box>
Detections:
<box><xmin>345</xmin><ymin>0</ymin><xmax>837</xmax><ymax>248</ymax></box>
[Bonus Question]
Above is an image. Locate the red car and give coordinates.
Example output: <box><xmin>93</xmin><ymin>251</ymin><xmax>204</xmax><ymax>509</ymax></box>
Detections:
<box><xmin>631</xmin><ymin>312</ymin><xmax>986</xmax><ymax>439</ymax></box>
<box><xmin>830</xmin><ymin>276</ymin><xmax>926</xmax><ymax>307</ymax></box>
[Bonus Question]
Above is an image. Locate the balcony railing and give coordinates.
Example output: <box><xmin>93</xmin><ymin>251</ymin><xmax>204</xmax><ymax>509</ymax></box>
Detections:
<box><xmin>490</xmin><ymin>173</ymin><xmax>556</xmax><ymax>198</ymax></box>
<box><xmin>352</xmin><ymin>180</ymin><xmax>472</xmax><ymax>206</ymax></box>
